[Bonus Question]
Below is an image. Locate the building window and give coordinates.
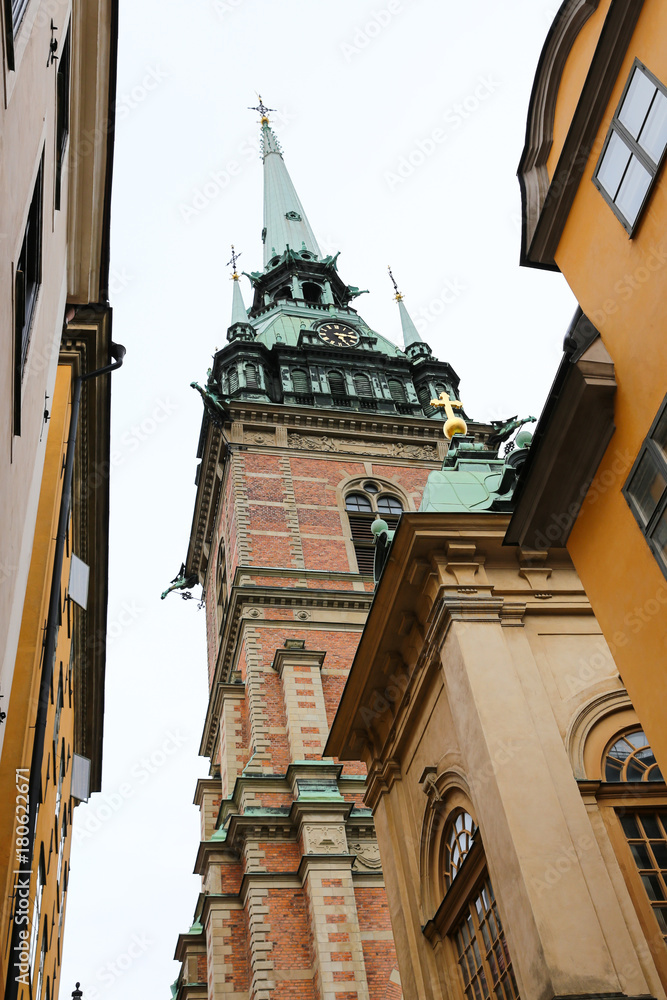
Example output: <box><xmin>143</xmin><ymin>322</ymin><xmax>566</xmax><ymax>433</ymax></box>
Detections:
<box><xmin>302</xmin><ymin>281</ymin><xmax>322</xmax><ymax>304</ymax></box>
<box><xmin>344</xmin><ymin>484</ymin><xmax>403</xmax><ymax>574</ymax></box>
<box><xmin>593</xmin><ymin>60</ymin><xmax>667</xmax><ymax>234</ymax></box>
<box><xmin>4</xmin><ymin>0</ymin><xmax>30</xmax><ymax>68</ymax></box>
<box><xmin>619</xmin><ymin>811</ymin><xmax>667</xmax><ymax>946</ymax></box>
<box><xmin>29</xmin><ymin>850</ymin><xmax>46</xmax><ymax>980</ymax></box>
<box><xmin>55</xmin><ymin>25</ymin><xmax>71</xmax><ymax>211</ymax></box>
<box><xmin>453</xmin><ymin>877</ymin><xmax>520</xmax><ymax>1000</ymax></box>
<box><xmin>227</xmin><ymin>366</ymin><xmax>239</xmax><ymax>394</ymax></box>
<box><xmin>244</xmin><ymin>363</ymin><xmax>259</xmax><ymax>388</ymax></box>
<box><xmin>623</xmin><ymin>395</ymin><xmax>667</xmax><ymax>578</ymax></box>
<box><xmin>292</xmin><ymin>369</ymin><xmax>309</xmax><ymax>394</ymax></box>
<box><xmin>605</xmin><ymin>729</ymin><xmax>664</xmax><ymax>782</ymax></box>
<box><xmin>14</xmin><ymin>157</ymin><xmax>44</xmax><ymax>435</ymax></box>
<box><xmin>327</xmin><ymin>370</ymin><xmax>346</xmax><ymax>397</ymax></box>
<box><xmin>34</xmin><ymin>922</ymin><xmax>47</xmax><ymax>1000</ymax></box>
<box><xmin>215</xmin><ymin>539</ymin><xmax>227</xmax><ymax>633</ymax></box>
<box><xmin>388</xmin><ymin>377</ymin><xmax>407</xmax><ymax>403</ymax></box>
<box><xmin>354</xmin><ymin>373</ymin><xmax>373</xmax><ymax>398</ymax></box>
<box><xmin>444</xmin><ymin>811</ymin><xmax>477</xmax><ymax>889</ymax></box>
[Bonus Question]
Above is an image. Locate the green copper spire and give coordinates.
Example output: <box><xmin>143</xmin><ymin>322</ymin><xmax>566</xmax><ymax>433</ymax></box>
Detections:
<box><xmin>227</xmin><ymin>245</ymin><xmax>255</xmax><ymax>342</ymax></box>
<box><xmin>231</xmin><ymin>273</ymin><xmax>248</xmax><ymax>326</ymax></box>
<box><xmin>388</xmin><ymin>267</ymin><xmax>432</xmax><ymax>359</ymax></box>
<box><xmin>257</xmin><ymin>103</ymin><xmax>321</xmax><ymax>267</ymax></box>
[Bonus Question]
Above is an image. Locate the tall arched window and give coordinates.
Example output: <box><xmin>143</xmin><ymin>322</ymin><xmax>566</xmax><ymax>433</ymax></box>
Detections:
<box><xmin>596</xmin><ymin>728</ymin><xmax>667</xmax><ymax>951</ymax></box>
<box><xmin>328</xmin><ymin>370</ymin><xmax>346</xmax><ymax>397</ymax></box>
<box><xmin>292</xmin><ymin>369</ymin><xmax>309</xmax><ymax>394</ymax></box>
<box><xmin>216</xmin><ymin>538</ymin><xmax>228</xmax><ymax>634</ymax></box>
<box><xmin>302</xmin><ymin>282</ymin><xmax>322</xmax><ymax>304</ymax></box>
<box><xmin>245</xmin><ymin>363</ymin><xmax>259</xmax><ymax>388</ymax></box>
<box><xmin>443</xmin><ymin>810</ymin><xmax>476</xmax><ymax>889</ymax></box>
<box><xmin>227</xmin><ymin>366</ymin><xmax>239</xmax><ymax>394</ymax></box>
<box><xmin>354</xmin><ymin>373</ymin><xmax>373</xmax><ymax>398</ymax></box>
<box><xmin>388</xmin><ymin>377</ymin><xmax>407</xmax><ymax>403</ymax></box>
<box><xmin>344</xmin><ymin>481</ymin><xmax>403</xmax><ymax>574</ymax></box>
<box><xmin>427</xmin><ymin>804</ymin><xmax>519</xmax><ymax>1000</ymax></box>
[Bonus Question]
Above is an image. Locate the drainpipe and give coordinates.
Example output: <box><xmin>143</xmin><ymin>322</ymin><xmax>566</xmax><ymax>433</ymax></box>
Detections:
<box><xmin>5</xmin><ymin>342</ymin><xmax>125</xmax><ymax>1000</ymax></box>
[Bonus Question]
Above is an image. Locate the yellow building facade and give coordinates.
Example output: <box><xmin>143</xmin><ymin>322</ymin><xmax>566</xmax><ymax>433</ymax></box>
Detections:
<box><xmin>509</xmin><ymin>0</ymin><xmax>667</xmax><ymax>773</ymax></box>
<box><xmin>0</xmin><ymin>1</ymin><xmax>119</xmax><ymax>998</ymax></box>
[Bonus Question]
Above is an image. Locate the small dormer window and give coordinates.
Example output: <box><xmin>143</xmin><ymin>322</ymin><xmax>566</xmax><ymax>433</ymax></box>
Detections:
<box><xmin>285</xmin><ymin>211</ymin><xmax>302</xmax><ymax>221</ymax></box>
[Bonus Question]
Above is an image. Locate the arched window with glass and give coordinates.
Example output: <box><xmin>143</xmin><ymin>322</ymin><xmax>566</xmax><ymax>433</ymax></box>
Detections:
<box><xmin>344</xmin><ymin>480</ymin><xmax>404</xmax><ymax>575</ymax></box>
<box><xmin>599</xmin><ymin>728</ymin><xmax>667</xmax><ymax>950</ymax></box>
<box><xmin>430</xmin><ymin>808</ymin><xmax>520</xmax><ymax>1000</ymax></box>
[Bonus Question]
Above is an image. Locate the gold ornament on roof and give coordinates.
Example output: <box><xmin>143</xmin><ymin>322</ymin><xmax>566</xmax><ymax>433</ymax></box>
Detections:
<box><xmin>430</xmin><ymin>391</ymin><xmax>468</xmax><ymax>440</ymax></box>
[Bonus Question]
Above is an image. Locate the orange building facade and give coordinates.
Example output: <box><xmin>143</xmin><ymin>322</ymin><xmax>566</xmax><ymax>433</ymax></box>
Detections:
<box><xmin>509</xmin><ymin>0</ymin><xmax>667</xmax><ymax>773</ymax></box>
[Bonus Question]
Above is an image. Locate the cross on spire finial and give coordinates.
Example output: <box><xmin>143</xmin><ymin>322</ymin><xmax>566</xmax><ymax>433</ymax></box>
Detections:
<box><xmin>248</xmin><ymin>94</ymin><xmax>276</xmax><ymax>124</ymax></box>
<box><xmin>387</xmin><ymin>265</ymin><xmax>402</xmax><ymax>300</ymax></box>
<box><xmin>227</xmin><ymin>245</ymin><xmax>242</xmax><ymax>279</ymax></box>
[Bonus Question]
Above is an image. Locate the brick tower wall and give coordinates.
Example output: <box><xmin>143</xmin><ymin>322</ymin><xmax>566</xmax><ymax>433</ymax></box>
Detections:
<box><xmin>177</xmin><ymin>409</ymin><xmax>454</xmax><ymax>1000</ymax></box>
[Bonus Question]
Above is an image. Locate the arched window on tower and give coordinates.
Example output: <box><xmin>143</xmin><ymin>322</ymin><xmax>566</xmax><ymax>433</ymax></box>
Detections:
<box><xmin>388</xmin><ymin>377</ymin><xmax>407</xmax><ymax>403</ymax></box>
<box><xmin>227</xmin><ymin>366</ymin><xmax>239</xmax><ymax>394</ymax></box>
<box><xmin>328</xmin><ymin>370</ymin><xmax>346</xmax><ymax>397</ymax></box>
<box><xmin>275</xmin><ymin>285</ymin><xmax>293</xmax><ymax>301</ymax></box>
<box><xmin>216</xmin><ymin>538</ymin><xmax>228</xmax><ymax>634</ymax></box>
<box><xmin>292</xmin><ymin>369</ymin><xmax>310</xmax><ymax>394</ymax></box>
<box><xmin>244</xmin><ymin>363</ymin><xmax>259</xmax><ymax>388</ymax></box>
<box><xmin>302</xmin><ymin>282</ymin><xmax>322</xmax><ymax>304</ymax></box>
<box><xmin>344</xmin><ymin>482</ymin><xmax>403</xmax><ymax>574</ymax></box>
<box><xmin>353</xmin><ymin>373</ymin><xmax>373</xmax><ymax>398</ymax></box>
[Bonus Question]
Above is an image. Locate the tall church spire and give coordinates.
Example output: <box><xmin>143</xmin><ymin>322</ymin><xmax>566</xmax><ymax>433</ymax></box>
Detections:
<box><xmin>253</xmin><ymin>98</ymin><xmax>321</xmax><ymax>267</ymax></box>
<box><xmin>388</xmin><ymin>267</ymin><xmax>432</xmax><ymax>360</ymax></box>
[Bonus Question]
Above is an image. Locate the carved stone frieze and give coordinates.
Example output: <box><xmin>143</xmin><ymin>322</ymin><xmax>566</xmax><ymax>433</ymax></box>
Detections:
<box><xmin>286</xmin><ymin>432</ymin><xmax>437</xmax><ymax>460</ymax></box>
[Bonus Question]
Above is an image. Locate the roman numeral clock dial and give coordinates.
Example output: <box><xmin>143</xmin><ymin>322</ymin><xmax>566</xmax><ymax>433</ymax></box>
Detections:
<box><xmin>317</xmin><ymin>322</ymin><xmax>360</xmax><ymax>348</ymax></box>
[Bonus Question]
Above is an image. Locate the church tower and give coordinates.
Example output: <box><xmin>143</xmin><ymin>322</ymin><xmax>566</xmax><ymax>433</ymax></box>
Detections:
<box><xmin>168</xmin><ymin>101</ymin><xmax>491</xmax><ymax>1000</ymax></box>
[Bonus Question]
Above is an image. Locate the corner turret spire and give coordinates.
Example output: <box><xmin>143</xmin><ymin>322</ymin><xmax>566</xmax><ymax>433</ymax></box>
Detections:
<box><xmin>388</xmin><ymin>267</ymin><xmax>432</xmax><ymax>361</ymax></box>
<box><xmin>250</xmin><ymin>97</ymin><xmax>321</xmax><ymax>267</ymax></box>
<box><xmin>226</xmin><ymin>246</ymin><xmax>255</xmax><ymax>342</ymax></box>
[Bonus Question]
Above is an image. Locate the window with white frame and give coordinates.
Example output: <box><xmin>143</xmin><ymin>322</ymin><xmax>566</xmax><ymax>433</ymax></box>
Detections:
<box><xmin>593</xmin><ymin>60</ymin><xmax>667</xmax><ymax>234</ymax></box>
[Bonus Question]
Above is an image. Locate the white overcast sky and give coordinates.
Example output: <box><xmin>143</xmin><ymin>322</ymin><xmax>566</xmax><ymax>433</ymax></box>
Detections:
<box><xmin>61</xmin><ymin>2</ymin><xmax>577</xmax><ymax>997</ymax></box>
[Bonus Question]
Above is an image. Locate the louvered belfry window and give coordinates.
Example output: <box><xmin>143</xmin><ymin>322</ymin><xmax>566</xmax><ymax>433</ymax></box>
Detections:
<box><xmin>245</xmin><ymin>363</ymin><xmax>259</xmax><ymax>387</ymax></box>
<box><xmin>227</xmin><ymin>367</ymin><xmax>239</xmax><ymax>393</ymax></box>
<box><xmin>388</xmin><ymin>378</ymin><xmax>407</xmax><ymax>402</ymax></box>
<box><xmin>328</xmin><ymin>370</ymin><xmax>346</xmax><ymax>396</ymax></box>
<box><xmin>292</xmin><ymin>369</ymin><xmax>309</xmax><ymax>394</ymax></box>
<box><xmin>354</xmin><ymin>373</ymin><xmax>373</xmax><ymax>398</ymax></box>
<box><xmin>345</xmin><ymin>485</ymin><xmax>403</xmax><ymax>575</ymax></box>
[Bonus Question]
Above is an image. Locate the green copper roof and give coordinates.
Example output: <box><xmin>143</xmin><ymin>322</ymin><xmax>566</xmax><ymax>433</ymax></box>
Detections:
<box><xmin>397</xmin><ymin>297</ymin><xmax>424</xmax><ymax>349</ymax></box>
<box><xmin>230</xmin><ymin>276</ymin><xmax>248</xmax><ymax>326</ymax></box>
<box><xmin>419</xmin><ymin>436</ymin><xmax>527</xmax><ymax>514</ymax></box>
<box><xmin>262</xmin><ymin>122</ymin><xmax>321</xmax><ymax>267</ymax></box>
<box><xmin>252</xmin><ymin>303</ymin><xmax>404</xmax><ymax>356</ymax></box>
<box><xmin>187</xmin><ymin>918</ymin><xmax>203</xmax><ymax>935</ymax></box>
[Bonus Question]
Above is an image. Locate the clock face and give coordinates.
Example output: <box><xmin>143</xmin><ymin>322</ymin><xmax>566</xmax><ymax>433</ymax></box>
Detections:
<box><xmin>318</xmin><ymin>322</ymin><xmax>360</xmax><ymax>348</ymax></box>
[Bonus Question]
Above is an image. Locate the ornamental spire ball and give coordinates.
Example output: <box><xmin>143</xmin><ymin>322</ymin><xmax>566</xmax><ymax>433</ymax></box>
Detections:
<box><xmin>430</xmin><ymin>390</ymin><xmax>468</xmax><ymax>440</ymax></box>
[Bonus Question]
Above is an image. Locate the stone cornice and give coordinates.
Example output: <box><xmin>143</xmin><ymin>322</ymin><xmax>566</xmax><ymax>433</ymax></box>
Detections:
<box><xmin>186</xmin><ymin>398</ymin><xmax>493</xmax><ymax>579</ymax></box>
<box><xmin>61</xmin><ymin>312</ymin><xmax>112</xmax><ymax>792</ymax></box>
<box><xmin>327</xmin><ymin>513</ymin><xmax>592</xmax><ymax>770</ymax></box>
